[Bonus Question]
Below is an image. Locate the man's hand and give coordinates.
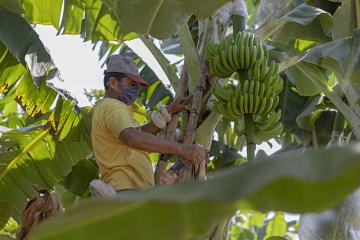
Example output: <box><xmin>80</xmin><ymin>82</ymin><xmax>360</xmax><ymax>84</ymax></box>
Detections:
<box><xmin>166</xmin><ymin>96</ymin><xmax>192</xmax><ymax>114</ymax></box>
<box><xmin>159</xmin><ymin>171</ymin><xmax>177</xmax><ymax>185</ymax></box>
<box><xmin>178</xmin><ymin>143</ymin><xmax>208</xmax><ymax>164</ymax></box>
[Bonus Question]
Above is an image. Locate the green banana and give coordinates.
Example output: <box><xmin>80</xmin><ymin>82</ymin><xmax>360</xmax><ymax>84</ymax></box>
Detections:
<box><xmin>249</xmin><ymin>80</ymin><xmax>255</xmax><ymax>95</ymax></box>
<box><xmin>251</xmin><ymin>46</ymin><xmax>258</xmax><ymax>67</ymax></box>
<box><xmin>227</xmin><ymin>45</ymin><xmax>237</xmax><ymax>70</ymax></box>
<box><xmin>244</xmin><ymin>94</ymin><xmax>249</xmax><ymax>113</ymax></box>
<box><xmin>259</xmin><ymin>83</ymin><xmax>266</xmax><ymax>100</ymax></box>
<box><xmin>260</xmin><ymin>121</ymin><xmax>283</xmax><ymax>136</ymax></box>
<box><xmin>213</xmin><ymin>84</ymin><xmax>228</xmax><ymax>102</ymax></box>
<box><xmin>216</xmin><ymin>101</ymin><xmax>234</xmax><ymax>120</ymax></box>
<box><xmin>249</xmin><ymin>94</ymin><xmax>254</xmax><ymax>113</ymax></box>
<box><xmin>232</xmin><ymin>45</ymin><xmax>240</xmax><ymax>69</ymax></box>
<box><xmin>245</xmin><ymin>46</ymin><xmax>250</xmax><ymax>69</ymax></box>
<box><xmin>214</xmin><ymin>56</ymin><xmax>231</xmax><ymax>78</ymax></box>
<box><xmin>253</xmin><ymin>95</ymin><xmax>260</xmax><ymax>113</ymax></box>
<box><xmin>227</xmin><ymin>101</ymin><xmax>239</xmax><ymax>119</ymax></box>
<box><xmin>206</xmin><ymin>43</ymin><xmax>217</xmax><ymax>58</ymax></box>
<box><xmin>254</xmin><ymin>81</ymin><xmax>260</xmax><ymax>96</ymax></box>
<box><xmin>258</xmin><ymin>45</ymin><xmax>265</xmax><ymax>65</ymax></box>
<box><xmin>239</xmin><ymin>95</ymin><xmax>245</xmax><ymax>113</ymax></box>
<box><xmin>220</xmin><ymin>50</ymin><xmax>234</xmax><ymax>73</ymax></box>
<box><xmin>242</xmin><ymin>80</ymin><xmax>249</xmax><ymax>94</ymax></box>
<box><xmin>226</xmin><ymin>87</ymin><xmax>234</xmax><ymax>102</ymax></box>
<box><xmin>269</xmin><ymin>95</ymin><xmax>279</xmax><ymax>112</ymax></box>
<box><xmin>264</xmin><ymin>46</ymin><xmax>270</xmax><ymax>60</ymax></box>
<box><xmin>253</xmin><ymin>60</ymin><xmax>260</xmax><ymax>80</ymax></box>
<box><xmin>232</xmin><ymin>97</ymin><xmax>241</xmax><ymax>116</ymax></box>
<box><xmin>257</xmin><ymin>111</ymin><xmax>279</xmax><ymax>131</ymax></box>
<box><xmin>263</xmin><ymin>97</ymin><xmax>274</xmax><ymax>115</ymax></box>
<box><xmin>213</xmin><ymin>101</ymin><xmax>225</xmax><ymax>114</ymax></box>
<box><xmin>260</xmin><ymin>58</ymin><xmax>268</xmax><ymax>80</ymax></box>
<box><xmin>274</xmin><ymin>76</ymin><xmax>284</xmax><ymax>94</ymax></box>
<box><xmin>235</xmin><ymin>82</ymin><xmax>242</xmax><ymax>100</ymax></box>
<box><xmin>256</xmin><ymin>97</ymin><xmax>267</xmax><ymax>115</ymax></box>
<box><xmin>235</xmin><ymin>31</ymin><xmax>241</xmax><ymax>45</ymax></box>
<box><xmin>239</xmin><ymin>44</ymin><xmax>245</xmax><ymax>69</ymax></box>
<box><xmin>262</xmin><ymin>61</ymin><xmax>276</xmax><ymax>84</ymax></box>
<box><xmin>249</xmin><ymin>33</ymin><xmax>255</xmax><ymax>50</ymax></box>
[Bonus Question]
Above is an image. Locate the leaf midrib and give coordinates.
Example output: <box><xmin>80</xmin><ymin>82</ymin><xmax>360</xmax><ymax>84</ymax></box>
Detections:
<box><xmin>146</xmin><ymin>0</ymin><xmax>164</xmax><ymax>34</ymax></box>
<box><xmin>0</xmin><ymin>129</ymin><xmax>49</xmax><ymax>181</ymax></box>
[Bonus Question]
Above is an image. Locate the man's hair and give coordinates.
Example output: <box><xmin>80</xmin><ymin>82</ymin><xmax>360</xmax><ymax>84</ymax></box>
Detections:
<box><xmin>103</xmin><ymin>71</ymin><xmax>126</xmax><ymax>90</ymax></box>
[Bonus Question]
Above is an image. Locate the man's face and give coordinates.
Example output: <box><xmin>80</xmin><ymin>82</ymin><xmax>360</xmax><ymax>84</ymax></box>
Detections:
<box><xmin>109</xmin><ymin>76</ymin><xmax>140</xmax><ymax>95</ymax></box>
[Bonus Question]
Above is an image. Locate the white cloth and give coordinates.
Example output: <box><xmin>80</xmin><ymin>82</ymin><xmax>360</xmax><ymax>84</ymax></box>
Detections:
<box><xmin>232</xmin><ymin>0</ymin><xmax>248</xmax><ymax>21</ymax></box>
<box><xmin>151</xmin><ymin>103</ymin><xmax>172</xmax><ymax>129</ymax></box>
<box><xmin>89</xmin><ymin>179</ymin><xmax>117</xmax><ymax>198</ymax></box>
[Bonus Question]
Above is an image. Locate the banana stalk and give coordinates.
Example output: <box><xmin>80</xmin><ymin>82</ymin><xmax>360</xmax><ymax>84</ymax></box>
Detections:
<box><xmin>194</xmin><ymin>111</ymin><xmax>223</xmax><ymax>150</ymax></box>
<box><xmin>244</xmin><ymin>114</ymin><xmax>255</xmax><ymax>162</ymax></box>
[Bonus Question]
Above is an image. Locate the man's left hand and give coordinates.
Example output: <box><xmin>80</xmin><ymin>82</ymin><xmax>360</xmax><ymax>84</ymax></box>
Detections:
<box><xmin>159</xmin><ymin>171</ymin><xmax>177</xmax><ymax>185</ymax></box>
<box><xmin>166</xmin><ymin>96</ymin><xmax>192</xmax><ymax>114</ymax></box>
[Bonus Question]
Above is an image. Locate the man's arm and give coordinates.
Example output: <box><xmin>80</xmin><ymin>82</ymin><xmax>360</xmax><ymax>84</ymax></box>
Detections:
<box><xmin>140</xmin><ymin>122</ymin><xmax>162</xmax><ymax>135</ymax></box>
<box><xmin>120</xmin><ymin>128</ymin><xmax>207</xmax><ymax>164</ymax></box>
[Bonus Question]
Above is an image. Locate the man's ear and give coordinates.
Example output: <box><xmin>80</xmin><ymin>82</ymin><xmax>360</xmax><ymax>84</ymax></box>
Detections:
<box><xmin>108</xmin><ymin>77</ymin><xmax>118</xmax><ymax>90</ymax></box>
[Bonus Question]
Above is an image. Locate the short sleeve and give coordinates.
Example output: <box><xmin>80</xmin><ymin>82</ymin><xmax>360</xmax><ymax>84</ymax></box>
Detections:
<box><xmin>102</xmin><ymin>100</ymin><xmax>137</xmax><ymax>138</ymax></box>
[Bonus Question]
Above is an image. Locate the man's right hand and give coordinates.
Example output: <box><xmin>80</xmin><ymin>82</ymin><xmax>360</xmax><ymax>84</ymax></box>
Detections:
<box><xmin>178</xmin><ymin>144</ymin><xmax>208</xmax><ymax>164</ymax></box>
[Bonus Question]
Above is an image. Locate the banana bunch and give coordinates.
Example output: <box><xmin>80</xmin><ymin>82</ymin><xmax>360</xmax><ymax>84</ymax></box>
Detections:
<box><xmin>254</xmin><ymin>110</ymin><xmax>283</xmax><ymax>142</ymax></box>
<box><xmin>207</xmin><ymin>31</ymin><xmax>269</xmax><ymax>78</ymax></box>
<box><xmin>209</xmin><ymin>30</ymin><xmax>284</xmax><ymax>143</ymax></box>
<box><xmin>250</xmin><ymin>59</ymin><xmax>283</xmax><ymax>94</ymax></box>
<box><xmin>213</xmin><ymin>81</ymin><xmax>279</xmax><ymax>120</ymax></box>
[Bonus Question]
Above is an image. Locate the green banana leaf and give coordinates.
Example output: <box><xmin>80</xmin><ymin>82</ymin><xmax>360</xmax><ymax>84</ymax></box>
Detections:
<box><xmin>22</xmin><ymin>0</ymin><xmax>62</xmax><ymax>28</ymax></box>
<box><xmin>63</xmin><ymin>159</ymin><xmax>98</xmax><ymax>197</ymax></box>
<box><xmin>139</xmin><ymin>65</ymin><xmax>173</xmax><ymax>110</ymax></box>
<box><xmin>0</xmin><ymin>128</ymin><xmax>91</xmax><ymax>228</ymax></box>
<box><xmin>102</xmin><ymin>0</ymin><xmax>231</xmax><ymax>39</ymax></box>
<box><xmin>256</xmin><ymin>3</ymin><xmax>333</xmax><ymax>43</ymax></box>
<box><xmin>285</xmin><ymin>62</ymin><xmax>328</xmax><ymax>96</ymax></box>
<box><xmin>303</xmin><ymin>29</ymin><xmax>360</xmax><ymax>119</ymax></box>
<box><xmin>278</xmin><ymin>78</ymin><xmax>309</xmax><ymax>138</ymax></box>
<box><xmin>139</xmin><ymin>35</ymin><xmax>179</xmax><ymax>89</ymax></box>
<box><xmin>265</xmin><ymin>213</ymin><xmax>287</xmax><ymax>238</ymax></box>
<box><xmin>46</xmin><ymin>98</ymin><xmax>92</xmax><ymax>144</ymax></box>
<box><xmin>177</xmin><ymin>24</ymin><xmax>201</xmax><ymax>92</ymax></box>
<box><xmin>0</xmin><ymin>8</ymin><xmax>75</xmax><ymax>117</ymax></box>
<box><xmin>0</xmin><ymin>0</ymin><xmax>23</xmax><ymax>14</ymax></box>
<box><xmin>22</xmin><ymin>0</ymin><xmax>136</xmax><ymax>42</ymax></box>
<box><xmin>30</xmin><ymin>144</ymin><xmax>360</xmax><ymax>240</ymax></box>
<box><xmin>332</xmin><ymin>0</ymin><xmax>359</xmax><ymax>40</ymax></box>
<box><xmin>296</xmin><ymin>96</ymin><xmax>324</xmax><ymax>131</ymax></box>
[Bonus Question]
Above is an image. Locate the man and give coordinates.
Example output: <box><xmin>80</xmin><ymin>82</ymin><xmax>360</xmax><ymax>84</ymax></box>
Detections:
<box><xmin>91</xmin><ymin>55</ymin><xmax>207</xmax><ymax>191</ymax></box>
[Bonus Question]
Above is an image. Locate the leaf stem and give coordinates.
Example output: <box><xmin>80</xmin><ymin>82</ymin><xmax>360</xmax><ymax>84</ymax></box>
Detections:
<box><xmin>244</xmin><ymin>114</ymin><xmax>255</xmax><ymax>162</ymax></box>
<box><xmin>232</xmin><ymin>15</ymin><xmax>246</xmax><ymax>34</ymax></box>
<box><xmin>138</xmin><ymin>34</ymin><xmax>179</xmax><ymax>91</ymax></box>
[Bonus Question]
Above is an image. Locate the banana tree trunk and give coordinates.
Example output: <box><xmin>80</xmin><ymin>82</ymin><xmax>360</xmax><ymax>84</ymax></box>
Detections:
<box><xmin>154</xmin><ymin>66</ymin><xmax>188</xmax><ymax>185</ymax></box>
<box><xmin>176</xmin><ymin>58</ymin><xmax>210</xmax><ymax>182</ymax></box>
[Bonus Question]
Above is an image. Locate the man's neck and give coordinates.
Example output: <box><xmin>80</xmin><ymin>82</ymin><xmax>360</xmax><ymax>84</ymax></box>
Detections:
<box><xmin>104</xmin><ymin>90</ymin><xmax>118</xmax><ymax>99</ymax></box>
<box><xmin>104</xmin><ymin>91</ymin><xmax>128</xmax><ymax>105</ymax></box>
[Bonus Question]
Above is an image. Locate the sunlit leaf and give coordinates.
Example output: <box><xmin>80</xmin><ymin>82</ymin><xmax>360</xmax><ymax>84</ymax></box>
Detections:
<box><xmin>102</xmin><ymin>0</ymin><xmax>231</xmax><ymax>39</ymax></box>
<box><xmin>0</xmin><ymin>129</ymin><xmax>90</xmax><ymax>228</ymax></box>
<box><xmin>30</xmin><ymin>144</ymin><xmax>360</xmax><ymax>240</ymax></box>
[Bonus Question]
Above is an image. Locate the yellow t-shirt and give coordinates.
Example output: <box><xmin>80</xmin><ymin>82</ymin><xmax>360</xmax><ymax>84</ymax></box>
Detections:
<box><xmin>91</xmin><ymin>98</ymin><xmax>154</xmax><ymax>190</ymax></box>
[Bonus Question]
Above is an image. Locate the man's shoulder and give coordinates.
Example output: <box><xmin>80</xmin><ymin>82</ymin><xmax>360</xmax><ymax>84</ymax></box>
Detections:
<box><xmin>95</xmin><ymin>98</ymin><xmax>128</xmax><ymax>111</ymax></box>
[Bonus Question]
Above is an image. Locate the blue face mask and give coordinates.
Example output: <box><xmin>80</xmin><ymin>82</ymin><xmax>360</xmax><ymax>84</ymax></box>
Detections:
<box><xmin>119</xmin><ymin>85</ymin><xmax>139</xmax><ymax>105</ymax></box>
